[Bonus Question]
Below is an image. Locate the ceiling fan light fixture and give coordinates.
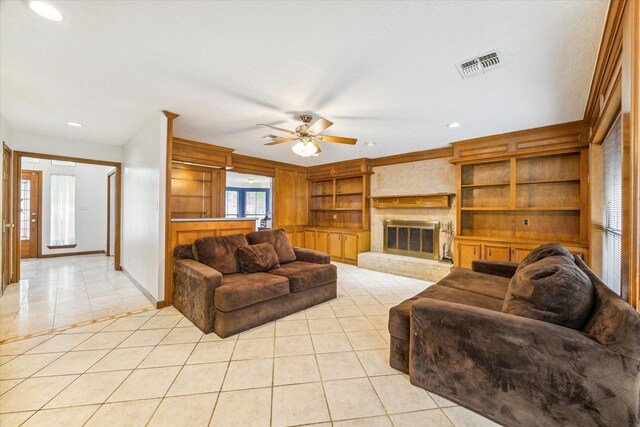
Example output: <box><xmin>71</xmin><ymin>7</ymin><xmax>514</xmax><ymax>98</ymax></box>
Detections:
<box><xmin>292</xmin><ymin>139</ymin><xmax>318</xmax><ymax>157</ymax></box>
<box><xmin>28</xmin><ymin>1</ymin><xmax>63</xmax><ymax>21</ymax></box>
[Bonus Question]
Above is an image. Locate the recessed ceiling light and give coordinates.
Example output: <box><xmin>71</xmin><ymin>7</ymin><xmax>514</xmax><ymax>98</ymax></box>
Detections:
<box><xmin>28</xmin><ymin>1</ymin><xmax>63</xmax><ymax>21</ymax></box>
<box><xmin>66</xmin><ymin>121</ymin><xmax>82</xmax><ymax>127</ymax></box>
<box><xmin>247</xmin><ymin>178</ymin><xmax>255</xmax><ymax>183</ymax></box>
<box><xmin>365</xmin><ymin>142</ymin><xmax>376</xmax><ymax>147</ymax></box>
<box><xmin>447</xmin><ymin>122</ymin><xmax>461</xmax><ymax>128</ymax></box>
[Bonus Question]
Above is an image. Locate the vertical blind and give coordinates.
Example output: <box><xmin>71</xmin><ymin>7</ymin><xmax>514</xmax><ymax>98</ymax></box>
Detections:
<box><xmin>50</xmin><ymin>174</ymin><xmax>76</xmax><ymax>246</ymax></box>
<box><xmin>602</xmin><ymin>115</ymin><xmax>622</xmax><ymax>295</ymax></box>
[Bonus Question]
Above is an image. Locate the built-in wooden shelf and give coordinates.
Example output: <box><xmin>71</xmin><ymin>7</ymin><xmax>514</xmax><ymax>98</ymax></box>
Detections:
<box><xmin>372</xmin><ymin>193</ymin><xmax>454</xmax><ymax>209</ymax></box>
<box><xmin>516</xmin><ymin>178</ymin><xmax>580</xmax><ymax>185</ymax></box>
<box><xmin>461</xmin><ymin>206</ymin><xmax>580</xmax><ymax>211</ymax></box>
<box><xmin>460</xmin><ymin>182</ymin><xmax>510</xmax><ymax>188</ymax></box>
<box><xmin>310</xmin><ymin>208</ymin><xmax>363</xmax><ymax>212</ymax></box>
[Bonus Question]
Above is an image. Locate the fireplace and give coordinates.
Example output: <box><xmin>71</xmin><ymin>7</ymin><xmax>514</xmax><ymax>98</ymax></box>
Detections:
<box><xmin>383</xmin><ymin>220</ymin><xmax>440</xmax><ymax>260</ymax></box>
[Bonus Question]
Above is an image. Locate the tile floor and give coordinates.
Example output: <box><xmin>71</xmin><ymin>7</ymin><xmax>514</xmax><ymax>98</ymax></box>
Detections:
<box><xmin>0</xmin><ymin>255</ymin><xmax>154</xmax><ymax>341</ymax></box>
<box><xmin>0</xmin><ymin>262</ymin><xmax>497</xmax><ymax>426</ymax></box>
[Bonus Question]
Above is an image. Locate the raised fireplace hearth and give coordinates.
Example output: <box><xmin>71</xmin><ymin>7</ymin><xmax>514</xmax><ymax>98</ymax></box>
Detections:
<box><xmin>384</xmin><ymin>219</ymin><xmax>439</xmax><ymax>260</ymax></box>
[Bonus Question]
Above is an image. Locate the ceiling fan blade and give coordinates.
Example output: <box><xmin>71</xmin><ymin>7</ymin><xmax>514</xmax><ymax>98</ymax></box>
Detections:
<box><xmin>307</xmin><ymin>118</ymin><xmax>333</xmax><ymax>135</ymax></box>
<box><xmin>257</xmin><ymin>124</ymin><xmax>296</xmax><ymax>135</ymax></box>
<box><xmin>317</xmin><ymin>135</ymin><xmax>357</xmax><ymax>145</ymax></box>
<box><xmin>312</xmin><ymin>140</ymin><xmax>322</xmax><ymax>154</ymax></box>
<box><xmin>264</xmin><ymin>138</ymin><xmax>298</xmax><ymax>146</ymax></box>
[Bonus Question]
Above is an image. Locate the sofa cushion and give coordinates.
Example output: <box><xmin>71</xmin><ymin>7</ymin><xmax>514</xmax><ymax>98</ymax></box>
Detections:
<box><xmin>193</xmin><ymin>234</ymin><xmax>248</xmax><ymax>275</ymax></box>
<box><xmin>269</xmin><ymin>261</ymin><xmax>337</xmax><ymax>293</ymax></box>
<box><xmin>246</xmin><ymin>229</ymin><xmax>297</xmax><ymax>264</ymax></box>
<box><xmin>388</xmin><ymin>284</ymin><xmax>504</xmax><ymax>341</ymax></box>
<box><xmin>516</xmin><ymin>242</ymin><xmax>574</xmax><ymax>272</ymax></box>
<box><xmin>503</xmin><ymin>255</ymin><xmax>594</xmax><ymax>329</ymax></box>
<box><xmin>215</xmin><ymin>272</ymin><xmax>290</xmax><ymax>312</ymax></box>
<box><xmin>438</xmin><ymin>267</ymin><xmax>510</xmax><ymax>300</ymax></box>
<box><xmin>237</xmin><ymin>243</ymin><xmax>280</xmax><ymax>273</ymax></box>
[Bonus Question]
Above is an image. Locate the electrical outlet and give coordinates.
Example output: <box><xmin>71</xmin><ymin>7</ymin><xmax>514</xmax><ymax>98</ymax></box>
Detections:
<box><xmin>79</xmin><ymin>204</ymin><xmax>89</xmax><ymax>210</ymax></box>
<box><xmin>523</xmin><ymin>219</ymin><xmax>530</xmax><ymax>226</ymax></box>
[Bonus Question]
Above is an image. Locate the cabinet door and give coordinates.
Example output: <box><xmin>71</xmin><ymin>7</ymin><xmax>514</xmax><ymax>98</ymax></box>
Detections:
<box><xmin>304</xmin><ymin>230</ymin><xmax>316</xmax><ymax>250</ymax></box>
<box><xmin>483</xmin><ymin>244</ymin><xmax>510</xmax><ymax>262</ymax></box>
<box><xmin>343</xmin><ymin>233</ymin><xmax>358</xmax><ymax>261</ymax></box>
<box><xmin>316</xmin><ymin>231</ymin><xmax>329</xmax><ymax>253</ymax></box>
<box><xmin>511</xmin><ymin>246</ymin><xmax>534</xmax><ymax>263</ymax></box>
<box><xmin>457</xmin><ymin>243</ymin><xmax>481</xmax><ymax>269</ymax></box>
<box><xmin>329</xmin><ymin>232</ymin><xmax>342</xmax><ymax>258</ymax></box>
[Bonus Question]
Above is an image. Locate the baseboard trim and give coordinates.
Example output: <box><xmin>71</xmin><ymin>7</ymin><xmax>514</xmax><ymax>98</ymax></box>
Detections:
<box><xmin>120</xmin><ymin>267</ymin><xmax>159</xmax><ymax>308</ymax></box>
<box><xmin>38</xmin><ymin>250</ymin><xmax>105</xmax><ymax>259</ymax></box>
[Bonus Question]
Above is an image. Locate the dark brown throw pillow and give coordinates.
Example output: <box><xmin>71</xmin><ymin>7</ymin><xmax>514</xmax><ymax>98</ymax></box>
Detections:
<box><xmin>245</xmin><ymin>228</ymin><xmax>297</xmax><ymax>264</ymax></box>
<box><xmin>516</xmin><ymin>242</ymin><xmax>574</xmax><ymax>272</ymax></box>
<box><xmin>193</xmin><ymin>234</ymin><xmax>248</xmax><ymax>275</ymax></box>
<box><xmin>503</xmin><ymin>255</ymin><xmax>594</xmax><ymax>329</ymax></box>
<box><xmin>237</xmin><ymin>243</ymin><xmax>280</xmax><ymax>273</ymax></box>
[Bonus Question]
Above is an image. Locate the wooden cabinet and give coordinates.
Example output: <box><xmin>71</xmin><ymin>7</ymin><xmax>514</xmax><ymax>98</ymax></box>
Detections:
<box><xmin>303</xmin><ymin>227</ymin><xmax>369</xmax><ymax>265</ymax></box>
<box><xmin>304</xmin><ymin>230</ymin><xmax>315</xmax><ymax>250</ymax></box>
<box><xmin>511</xmin><ymin>246</ymin><xmax>533</xmax><ymax>263</ymax></box>
<box><xmin>328</xmin><ymin>232</ymin><xmax>342</xmax><ymax>258</ymax></box>
<box><xmin>484</xmin><ymin>244</ymin><xmax>511</xmax><ymax>261</ymax></box>
<box><xmin>457</xmin><ymin>242</ymin><xmax>481</xmax><ymax>269</ymax></box>
<box><xmin>170</xmin><ymin>164</ymin><xmax>225</xmax><ymax>219</ymax></box>
<box><xmin>315</xmin><ymin>231</ymin><xmax>329</xmax><ymax>253</ymax></box>
<box><xmin>342</xmin><ymin>233</ymin><xmax>359</xmax><ymax>261</ymax></box>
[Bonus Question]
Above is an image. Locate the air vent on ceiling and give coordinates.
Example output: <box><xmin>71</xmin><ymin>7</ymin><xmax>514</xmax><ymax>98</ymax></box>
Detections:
<box><xmin>456</xmin><ymin>50</ymin><xmax>503</xmax><ymax>79</ymax></box>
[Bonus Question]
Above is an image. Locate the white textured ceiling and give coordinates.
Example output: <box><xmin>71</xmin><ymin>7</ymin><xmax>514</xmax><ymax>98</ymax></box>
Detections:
<box><xmin>0</xmin><ymin>1</ymin><xmax>607</xmax><ymax>165</ymax></box>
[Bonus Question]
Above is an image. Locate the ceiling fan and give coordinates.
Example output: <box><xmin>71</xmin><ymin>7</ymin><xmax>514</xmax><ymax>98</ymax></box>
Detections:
<box><xmin>258</xmin><ymin>115</ymin><xmax>357</xmax><ymax>157</ymax></box>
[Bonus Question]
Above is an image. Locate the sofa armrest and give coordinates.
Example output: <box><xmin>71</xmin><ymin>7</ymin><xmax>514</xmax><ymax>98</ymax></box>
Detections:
<box><xmin>410</xmin><ymin>299</ymin><xmax>640</xmax><ymax>426</ymax></box>
<box><xmin>173</xmin><ymin>259</ymin><xmax>223</xmax><ymax>333</ymax></box>
<box><xmin>471</xmin><ymin>259</ymin><xmax>518</xmax><ymax>279</ymax></box>
<box><xmin>293</xmin><ymin>247</ymin><xmax>330</xmax><ymax>264</ymax></box>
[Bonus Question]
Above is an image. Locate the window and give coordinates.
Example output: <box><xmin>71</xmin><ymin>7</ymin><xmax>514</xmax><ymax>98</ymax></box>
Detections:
<box><xmin>602</xmin><ymin>115</ymin><xmax>622</xmax><ymax>295</ymax></box>
<box><xmin>245</xmin><ymin>191</ymin><xmax>267</xmax><ymax>218</ymax></box>
<box><xmin>51</xmin><ymin>160</ymin><xmax>76</xmax><ymax>167</ymax></box>
<box><xmin>50</xmin><ymin>175</ymin><xmax>76</xmax><ymax>246</ymax></box>
<box><xmin>20</xmin><ymin>179</ymin><xmax>31</xmax><ymax>240</ymax></box>
<box><xmin>225</xmin><ymin>190</ymin><xmax>239</xmax><ymax>218</ymax></box>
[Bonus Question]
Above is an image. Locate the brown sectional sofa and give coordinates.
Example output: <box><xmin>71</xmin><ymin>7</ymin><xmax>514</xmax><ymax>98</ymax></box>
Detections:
<box><xmin>389</xmin><ymin>246</ymin><xmax>640</xmax><ymax>427</ymax></box>
<box><xmin>173</xmin><ymin>229</ymin><xmax>337</xmax><ymax>337</ymax></box>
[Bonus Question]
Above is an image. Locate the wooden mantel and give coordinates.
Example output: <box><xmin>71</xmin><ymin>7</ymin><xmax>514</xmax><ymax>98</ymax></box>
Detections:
<box><xmin>371</xmin><ymin>193</ymin><xmax>454</xmax><ymax>209</ymax></box>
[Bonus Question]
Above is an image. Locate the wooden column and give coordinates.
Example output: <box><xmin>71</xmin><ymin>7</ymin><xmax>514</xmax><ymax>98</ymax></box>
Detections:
<box><xmin>162</xmin><ymin>111</ymin><xmax>179</xmax><ymax>308</ymax></box>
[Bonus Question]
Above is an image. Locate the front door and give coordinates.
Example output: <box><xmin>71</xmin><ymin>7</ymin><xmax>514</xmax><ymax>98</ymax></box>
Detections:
<box><xmin>2</xmin><ymin>143</ymin><xmax>13</xmax><ymax>289</ymax></box>
<box><xmin>20</xmin><ymin>170</ymin><xmax>41</xmax><ymax>259</ymax></box>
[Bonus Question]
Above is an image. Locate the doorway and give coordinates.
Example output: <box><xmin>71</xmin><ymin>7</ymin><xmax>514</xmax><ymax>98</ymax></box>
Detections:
<box><xmin>2</xmin><ymin>143</ymin><xmax>13</xmax><ymax>290</ymax></box>
<box><xmin>19</xmin><ymin>170</ymin><xmax>42</xmax><ymax>259</ymax></box>
<box><xmin>225</xmin><ymin>172</ymin><xmax>273</xmax><ymax>229</ymax></box>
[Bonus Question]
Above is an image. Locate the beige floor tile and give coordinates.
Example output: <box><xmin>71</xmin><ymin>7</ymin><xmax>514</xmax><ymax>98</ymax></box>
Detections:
<box><xmin>338</xmin><ymin>316</ymin><xmax>376</xmax><ymax>332</ymax></box>
<box><xmin>0</xmin><ymin>411</ymin><xmax>35</xmax><ymax>427</ymax></box>
<box><xmin>211</xmin><ymin>388</ymin><xmax>271</xmax><ymax>427</ymax></box>
<box><xmin>0</xmin><ymin>375</ymin><xmax>78</xmax><ymax>413</ymax></box>
<box><xmin>175</xmin><ymin>317</ymin><xmax>196</xmax><ymax>328</ymax></box>
<box><xmin>0</xmin><ymin>378</ymin><xmax>23</xmax><ymax>395</ymax></box>
<box><xmin>73</xmin><ymin>331</ymin><xmax>132</xmax><ymax>351</ymax></box>
<box><xmin>0</xmin><ymin>352</ymin><xmax>64</xmax><ymax>379</ymax></box>
<box><xmin>366</xmin><ymin>315</ymin><xmax>389</xmax><ymax>330</ymax></box>
<box><xmin>107</xmin><ymin>366</ymin><xmax>181</xmax><ymax>402</ymax></box>
<box><xmin>311</xmin><ymin>332</ymin><xmax>353</xmax><ymax>354</ymax></box>
<box><xmin>33</xmin><ymin>350</ymin><xmax>108</xmax><ymax>377</ymax></box>
<box><xmin>308</xmin><ymin>318</ymin><xmax>343</xmax><ymax>334</ymax></box>
<box><xmin>275</xmin><ymin>335</ymin><xmax>314</xmax><ymax>357</ymax></box>
<box><xmin>88</xmin><ymin>346</ymin><xmax>154</xmax><ymax>372</ymax></box>
<box><xmin>356</xmin><ymin>349</ymin><xmax>398</xmax><ymax>377</ymax></box>
<box><xmin>156</xmin><ymin>306</ymin><xmax>182</xmax><ymax>316</ymax></box>
<box><xmin>117</xmin><ymin>328</ymin><xmax>171</xmax><ymax>348</ymax></box>
<box><xmin>429</xmin><ymin>391</ymin><xmax>458</xmax><ymax>408</ymax></box>
<box><xmin>333</xmin><ymin>416</ymin><xmax>393</xmax><ymax>427</ymax></box>
<box><xmin>26</xmin><ymin>333</ymin><xmax>94</xmax><ymax>353</ymax></box>
<box><xmin>148</xmin><ymin>393</ymin><xmax>217</xmax><ymax>427</ymax></box>
<box><xmin>22</xmin><ymin>404</ymin><xmax>100</xmax><ymax>427</ymax></box>
<box><xmin>232</xmin><ymin>337</ymin><xmax>274</xmax><ymax>360</ymax></box>
<box><xmin>0</xmin><ymin>335</ymin><xmax>51</xmax><ymax>355</ymax></box>
<box><xmin>167</xmin><ymin>362</ymin><xmax>227</xmax><ymax>396</ymax></box>
<box><xmin>390</xmin><ymin>409</ymin><xmax>454</xmax><ymax>427</ymax></box>
<box><xmin>443</xmin><ymin>406</ymin><xmax>501</xmax><ymax>427</ymax></box>
<box><xmin>332</xmin><ymin>305</ymin><xmax>364</xmax><ymax>318</ymax></box>
<box><xmin>345</xmin><ymin>331</ymin><xmax>387</xmax><ymax>351</ymax></box>
<box><xmin>273</xmin><ymin>355</ymin><xmax>320</xmax><ymax>386</ymax></box>
<box><xmin>370</xmin><ymin>374</ymin><xmax>437</xmax><ymax>414</ymax></box>
<box><xmin>275</xmin><ymin>319</ymin><xmax>309</xmax><ymax>336</ymax></box>
<box><xmin>60</xmin><ymin>320</ymin><xmax>113</xmax><ymax>335</ymax></box>
<box><xmin>222</xmin><ymin>358</ymin><xmax>273</xmax><ymax>391</ymax></box>
<box><xmin>84</xmin><ymin>399</ymin><xmax>160</xmax><ymax>427</ymax></box>
<box><xmin>305</xmin><ymin>305</ymin><xmax>336</xmax><ymax>319</ymax></box>
<box><xmin>139</xmin><ymin>343</ymin><xmax>196</xmax><ymax>368</ymax></box>
<box><xmin>323</xmin><ymin>378</ymin><xmax>385</xmax><ymax>421</ymax></box>
<box><xmin>359</xmin><ymin>304</ymin><xmax>389</xmax><ymax>316</ymax></box>
<box><xmin>187</xmin><ymin>341</ymin><xmax>236</xmax><ymax>364</ymax></box>
<box><xmin>272</xmin><ymin>382</ymin><xmax>330</xmax><ymax>427</ymax></box>
<box><xmin>199</xmin><ymin>331</ymin><xmax>236</xmax><ymax>342</ymax></box>
<box><xmin>316</xmin><ymin>351</ymin><xmax>366</xmax><ymax>381</ymax></box>
<box><xmin>160</xmin><ymin>325</ymin><xmax>203</xmax><ymax>344</ymax></box>
<box><xmin>238</xmin><ymin>322</ymin><xmax>275</xmax><ymax>339</ymax></box>
<box><xmin>140</xmin><ymin>315</ymin><xmax>182</xmax><ymax>330</ymax></box>
<box><xmin>101</xmin><ymin>316</ymin><xmax>149</xmax><ymax>332</ymax></box>
<box><xmin>45</xmin><ymin>370</ymin><xmax>131</xmax><ymax>408</ymax></box>
<box><xmin>279</xmin><ymin>311</ymin><xmax>306</xmax><ymax>321</ymax></box>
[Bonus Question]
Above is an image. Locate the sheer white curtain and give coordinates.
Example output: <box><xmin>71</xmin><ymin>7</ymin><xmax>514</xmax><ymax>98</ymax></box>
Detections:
<box><xmin>50</xmin><ymin>174</ymin><xmax>76</xmax><ymax>245</ymax></box>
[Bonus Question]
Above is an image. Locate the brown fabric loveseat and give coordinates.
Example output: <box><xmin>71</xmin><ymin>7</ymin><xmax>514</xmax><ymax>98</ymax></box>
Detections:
<box><xmin>173</xmin><ymin>229</ymin><xmax>337</xmax><ymax>337</ymax></box>
<box><xmin>389</xmin><ymin>244</ymin><xmax>640</xmax><ymax>427</ymax></box>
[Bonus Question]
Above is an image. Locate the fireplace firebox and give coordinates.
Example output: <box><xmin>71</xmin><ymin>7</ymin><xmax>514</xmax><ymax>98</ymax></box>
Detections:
<box><xmin>383</xmin><ymin>220</ymin><xmax>440</xmax><ymax>260</ymax></box>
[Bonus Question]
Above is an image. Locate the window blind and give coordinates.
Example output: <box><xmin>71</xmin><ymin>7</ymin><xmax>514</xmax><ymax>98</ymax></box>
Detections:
<box><xmin>602</xmin><ymin>114</ymin><xmax>622</xmax><ymax>295</ymax></box>
<box><xmin>50</xmin><ymin>174</ymin><xmax>76</xmax><ymax>246</ymax></box>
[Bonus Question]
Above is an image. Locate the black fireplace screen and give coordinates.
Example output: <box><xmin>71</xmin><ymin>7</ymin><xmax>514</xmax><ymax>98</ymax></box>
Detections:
<box><xmin>384</xmin><ymin>220</ymin><xmax>439</xmax><ymax>260</ymax></box>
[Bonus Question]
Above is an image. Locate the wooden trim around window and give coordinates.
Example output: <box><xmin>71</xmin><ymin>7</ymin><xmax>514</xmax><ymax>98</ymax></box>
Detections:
<box><xmin>46</xmin><ymin>244</ymin><xmax>78</xmax><ymax>249</ymax></box>
<box><xmin>39</xmin><ymin>250</ymin><xmax>104</xmax><ymax>259</ymax></box>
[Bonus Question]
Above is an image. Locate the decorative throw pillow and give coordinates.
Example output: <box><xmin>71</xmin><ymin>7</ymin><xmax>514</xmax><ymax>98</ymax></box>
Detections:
<box><xmin>245</xmin><ymin>228</ymin><xmax>297</xmax><ymax>264</ymax></box>
<box><xmin>193</xmin><ymin>234</ymin><xmax>248</xmax><ymax>274</ymax></box>
<box><xmin>516</xmin><ymin>242</ymin><xmax>574</xmax><ymax>272</ymax></box>
<box><xmin>503</xmin><ymin>255</ymin><xmax>595</xmax><ymax>329</ymax></box>
<box><xmin>237</xmin><ymin>243</ymin><xmax>280</xmax><ymax>273</ymax></box>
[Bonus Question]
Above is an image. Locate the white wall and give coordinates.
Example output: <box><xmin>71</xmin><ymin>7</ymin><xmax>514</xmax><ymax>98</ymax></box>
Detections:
<box><xmin>10</xmin><ymin>132</ymin><xmax>122</xmax><ymax>163</ymax></box>
<box><xmin>121</xmin><ymin>112</ymin><xmax>167</xmax><ymax>301</ymax></box>
<box><xmin>21</xmin><ymin>159</ymin><xmax>112</xmax><ymax>255</ymax></box>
